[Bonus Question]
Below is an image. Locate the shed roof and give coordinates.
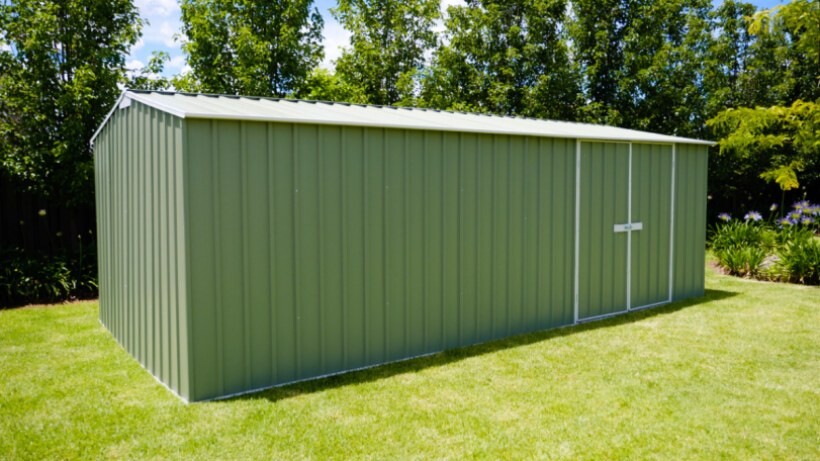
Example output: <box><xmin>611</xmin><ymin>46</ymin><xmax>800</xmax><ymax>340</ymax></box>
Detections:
<box><xmin>92</xmin><ymin>90</ymin><xmax>716</xmax><ymax>146</ymax></box>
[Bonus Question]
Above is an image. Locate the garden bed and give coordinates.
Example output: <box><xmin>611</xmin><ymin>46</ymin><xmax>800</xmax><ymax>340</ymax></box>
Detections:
<box><xmin>710</xmin><ymin>200</ymin><xmax>819</xmax><ymax>285</ymax></box>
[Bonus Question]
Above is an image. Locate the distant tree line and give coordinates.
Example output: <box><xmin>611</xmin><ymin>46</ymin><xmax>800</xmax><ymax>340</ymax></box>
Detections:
<box><xmin>1</xmin><ymin>0</ymin><xmax>817</xmax><ymax>218</ymax></box>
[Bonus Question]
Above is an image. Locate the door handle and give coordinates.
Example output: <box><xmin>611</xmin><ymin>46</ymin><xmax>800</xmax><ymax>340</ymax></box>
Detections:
<box><xmin>613</xmin><ymin>222</ymin><xmax>643</xmax><ymax>232</ymax></box>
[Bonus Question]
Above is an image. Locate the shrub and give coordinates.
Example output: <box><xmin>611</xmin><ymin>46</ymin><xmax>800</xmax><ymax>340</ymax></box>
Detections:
<box><xmin>0</xmin><ymin>249</ymin><xmax>72</xmax><ymax>306</ymax></box>
<box><xmin>711</xmin><ymin>200</ymin><xmax>818</xmax><ymax>285</ymax></box>
<box><xmin>0</xmin><ymin>245</ymin><xmax>98</xmax><ymax>308</ymax></box>
<box><xmin>710</xmin><ymin>220</ymin><xmax>772</xmax><ymax>253</ymax></box>
<box><xmin>718</xmin><ymin>246</ymin><xmax>768</xmax><ymax>277</ymax></box>
<box><xmin>772</xmin><ymin>237</ymin><xmax>820</xmax><ymax>285</ymax></box>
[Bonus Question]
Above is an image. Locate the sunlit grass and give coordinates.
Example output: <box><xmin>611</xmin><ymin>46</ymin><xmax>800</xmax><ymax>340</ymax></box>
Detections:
<box><xmin>1</xmin><ymin>261</ymin><xmax>818</xmax><ymax>460</ymax></box>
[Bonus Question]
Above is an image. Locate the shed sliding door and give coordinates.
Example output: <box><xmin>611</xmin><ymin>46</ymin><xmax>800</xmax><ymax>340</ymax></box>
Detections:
<box><xmin>576</xmin><ymin>141</ymin><xmax>673</xmax><ymax>322</ymax></box>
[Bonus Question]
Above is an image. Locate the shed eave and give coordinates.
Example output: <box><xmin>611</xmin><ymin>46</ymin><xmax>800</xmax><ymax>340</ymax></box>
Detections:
<box><xmin>101</xmin><ymin>89</ymin><xmax>717</xmax><ymax>147</ymax></box>
<box><xmin>89</xmin><ymin>90</ymin><xmax>188</xmax><ymax>147</ymax></box>
<box><xmin>177</xmin><ymin>111</ymin><xmax>716</xmax><ymax>146</ymax></box>
<box><xmin>89</xmin><ymin>90</ymin><xmax>130</xmax><ymax>146</ymax></box>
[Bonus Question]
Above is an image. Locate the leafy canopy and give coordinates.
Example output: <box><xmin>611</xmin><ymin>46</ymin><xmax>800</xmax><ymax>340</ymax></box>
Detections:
<box><xmin>178</xmin><ymin>0</ymin><xmax>324</xmax><ymax>97</ymax></box>
<box><xmin>708</xmin><ymin>0</ymin><xmax>819</xmax><ymax>192</ymax></box>
<box><xmin>421</xmin><ymin>0</ymin><xmax>579</xmax><ymax>120</ymax></box>
<box><xmin>0</xmin><ymin>0</ymin><xmax>142</xmax><ymax>205</ymax></box>
<box><xmin>332</xmin><ymin>0</ymin><xmax>440</xmax><ymax>106</ymax></box>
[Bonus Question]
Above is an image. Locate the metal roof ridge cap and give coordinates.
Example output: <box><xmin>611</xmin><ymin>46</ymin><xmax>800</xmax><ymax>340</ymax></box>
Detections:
<box><xmin>176</xmin><ymin>111</ymin><xmax>714</xmax><ymax>144</ymax></box>
<box><xmin>126</xmin><ymin>91</ymin><xmax>189</xmax><ymax>118</ymax></box>
<box><xmin>111</xmin><ymin>91</ymin><xmax>718</xmax><ymax>146</ymax></box>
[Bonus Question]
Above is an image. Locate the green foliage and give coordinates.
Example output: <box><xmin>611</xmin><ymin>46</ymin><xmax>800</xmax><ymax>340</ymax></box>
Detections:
<box><xmin>772</xmin><ymin>237</ymin><xmax>820</xmax><ymax>285</ymax></box>
<box><xmin>708</xmin><ymin>100</ymin><xmax>819</xmax><ymax>191</ymax></box>
<box><xmin>332</xmin><ymin>0</ymin><xmax>440</xmax><ymax>106</ymax></box>
<box><xmin>707</xmin><ymin>0</ymin><xmax>819</xmax><ymax>213</ymax></box>
<box><xmin>0</xmin><ymin>245</ymin><xmax>97</xmax><ymax>307</ymax></box>
<box><xmin>292</xmin><ymin>68</ymin><xmax>369</xmax><ymax>103</ymax></box>
<box><xmin>711</xmin><ymin>201</ymin><xmax>819</xmax><ymax>285</ymax></box>
<box><xmin>710</xmin><ymin>220</ymin><xmax>772</xmax><ymax>253</ymax></box>
<box><xmin>718</xmin><ymin>246</ymin><xmax>767</xmax><ymax>278</ymax></box>
<box><xmin>178</xmin><ymin>0</ymin><xmax>323</xmax><ymax>97</ymax></box>
<box><xmin>749</xmin><ymin>0</ymin><xmax>820</xmax><ymax>104</ymax></box>
<box><xmin>702</xmin><ymin>0</ymin><xmax>757</xmax><ymax>115</ymax></box>
<box><xmin>709</xmin><ymin>219</ymin><xmax>772</xmax><ymax>277</ymax></box>
<box><xmin>127</xmin><ymin>51</ymin><xmax>172</xmax><ymax>91</ymax></box>
<box><xmin>569</xmin><ymin>0</ymin><xmax>712</xmax><ymax>136</ymax></box>
<box><xmin>420</xmin><ymin>0</ymin><xmax>579</xmax><ymax>119</ymax></box>
<box><xmin>0</xmin><ymin>0</ymin><xmax>142</xmax><ymax>206</ymax></box>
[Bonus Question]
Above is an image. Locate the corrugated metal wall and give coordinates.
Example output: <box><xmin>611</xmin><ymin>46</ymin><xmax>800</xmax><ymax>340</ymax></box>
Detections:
<box><xmin>577</xmin><ymin>142</ymin><xmax>629</xmax><ymax>319</ymax></box>
<box><xmin>95</xmin><ymin>107</ymin><xmax>708</xmax><ymax>402</ymax></box>
<box><xmin>631</xmin><ymin>143</ymin><xmax>673</xmax><ymax>308</ymax></box>
<box><xmin>183</xmin><ymin>120</ymin><xmax>577</xmax><ymax>401</ymax></box>
<box><xmin>94</xmin><ymin>101</ymin><xmax>190</xmax><ymax>399</ymax></box>
<box><xmin>672</xmin><ymin>143</ymin><xmax>708</xmax><ymax>299</ymax></box>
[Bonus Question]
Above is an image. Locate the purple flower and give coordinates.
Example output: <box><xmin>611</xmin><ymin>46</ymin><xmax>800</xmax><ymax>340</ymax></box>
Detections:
<box><xmin>744</xmin><ymin>211</ymin><xmax>762</xmax><ymax>222</ymax></box>
<box><xmin>793</xmin><ymin>200</ymin><xmax>810</xmax><ymax>210</ymax></box>
<box><xmin>789</xmin><ymin>211</ymin><xmax>802</xmax><ymax>220</ymax></box>
<box><xmin>770</xmin><ymin>203</ymin><xmax>778</xmax><ymax>212</ymax></box>
<box><xmin>800</xmin><ymin>216</ymin><xmax>814</xmax><ymax>225</ymax></box>
<box><xmin>718</xmin><ymin>213</ymin><xmax>731</xmax><ymax>222</ymax></box>
<box><xmin>778</xmin><ymin>217</ymin><xmax>793</xmax><ymax>227</ymax></box>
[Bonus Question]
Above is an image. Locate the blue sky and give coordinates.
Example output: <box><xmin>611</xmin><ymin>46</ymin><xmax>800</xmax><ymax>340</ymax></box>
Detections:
<box><xmin>128</xmin><ymin>0</ymin><xmax>789</xmax><ymax>77</ymax></box>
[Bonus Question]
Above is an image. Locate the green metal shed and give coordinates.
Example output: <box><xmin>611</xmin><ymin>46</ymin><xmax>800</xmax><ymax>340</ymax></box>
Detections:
<box><xmin>92</xmin><ymin>90</ymin><xmax>713</xmax><ymax>402</ymax></box>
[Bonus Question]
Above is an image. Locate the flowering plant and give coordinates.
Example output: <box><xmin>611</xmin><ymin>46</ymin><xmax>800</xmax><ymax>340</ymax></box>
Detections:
<box><xmin>710</xmin><ymin>199</ymin><xmax>819</xmax><ymax>284</ymax></box>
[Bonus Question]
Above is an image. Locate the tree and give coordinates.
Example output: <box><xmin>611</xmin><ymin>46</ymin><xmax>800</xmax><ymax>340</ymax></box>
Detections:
<box><xmin>571</xmin><ymin>0</ymin><xmax>713</xmax><ymax>135</ymax></box>
<box><xmin>421</xmin><ymin>0</ymin><xmax>580</xmax><ymax>120</ymax></box>
<box><xmin>178</xmin><ymin>0</ymin><xmax>324</xmax><ymax>97</ymax></box>
<box><xmin>332</xmin><ymin>0</ymin><xmax>440</xmax><ymax>106</ymax></box>
<box><xmin>748</xmin><ymin>0</ymin><xmax>819</xmax><ymax>104</ymax></box>
<box><xmin>709</xmin><ymin>100</ymin><xmax>819</xmax><ymax>192</ymax></box>
<box><xmin>0</xmin><ymin>0</ymin><xmax>142</xmax><ymax>206</ymax></box>
<box><xmin>293</xmin><ymin>68</ymin><xmax>368</xmax><ymax>103</ymax></box>
<box><xmin>708</xmin><ymin>0</ymin><xmax>820</xmax><ymax>198</ymax></box>
<box><xmin>703</xmin><ymin>0</ymin><xmax>757</xmax><ymax>116</ymax></box>
<box><xmin>127</xmin><ymin>51</ymin><xmax>172</xmax><ymax>91</ymax></box>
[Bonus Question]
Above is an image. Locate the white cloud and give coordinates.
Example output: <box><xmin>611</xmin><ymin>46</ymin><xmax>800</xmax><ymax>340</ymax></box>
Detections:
<box><xmin>135</xmin><ymin>0</ymin><xmax>179</xmax><ymax>18</ymax></box>
<box><xmin>321</xmin><ymin>20</ymin><xmax>351</xmax><ymax>69</ymax></box>
<box><xmin>126</xmin><ymin>59</ymin><xmax>145</xmax><ymax>71</ymax></box>
<box><xmin>166</xmin><ymin>54</ymin><xmax>186</xmax><ymax>72</ymax></box>
<box><xmin>440</xmin><ymin>0</ymin><xmax>466</xmax><ymax>10</ymax></box>
<box><xmin>125</xmin><ymin>59</ymin><xmax>146</xmax><ymax>80</ymax></box>
<box><xmin>0</xmin><ymin>43</ymin><xmax>10</xmax><ymax>52</ymax></box>
<box><xmin>132</xmin><ymin>38</ymin><xmax>145</xmax><ymax>52</ymax></box>
<box><xmin>159</xmin><ymin>21</ymin><xmax>179</xmax><ymax>47</ymax></box>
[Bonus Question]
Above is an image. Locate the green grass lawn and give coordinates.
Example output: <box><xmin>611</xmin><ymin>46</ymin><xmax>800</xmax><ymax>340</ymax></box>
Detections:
<box><xmin>1</xmin><ymin>262</ymin><xmax>818</xmax><ymax>460</ymax></box>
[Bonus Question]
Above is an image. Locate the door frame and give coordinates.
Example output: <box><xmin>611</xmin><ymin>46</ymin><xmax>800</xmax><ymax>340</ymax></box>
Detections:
<box><xmin>573</xmin><ymin>140</ymin><xmax>676</xmax><ymax>323</ymax></box>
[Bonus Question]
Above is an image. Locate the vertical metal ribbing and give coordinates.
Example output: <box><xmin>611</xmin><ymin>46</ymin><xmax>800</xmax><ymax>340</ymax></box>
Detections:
<box><xmin>266</xmin><ymin>124</ymin><xmax>277</xmax><ymax>381</ymax></box>
<box><xmin>316</xmin><ymin>126</ymin><xmax>324</xmax><ymax>373</ymax></box>
<box><xmin>573</xmin><ymin>139</ymin><xmax>581</xmax><ymax>324</ymax></box>
<box><xmin>361</xmin><ymin>129</ymin><xmax>369</xmax><ymax>364</ymax></box>
<box><xmin>627</xmin><ymin>142</ymin><xmax>632</xmax><ymax>310</ymax></box>
<box><xmin>240</xmin><ymin>122</ymin><xmax>251</xmax><ymax>388</ymax></box>
<box><xmin>211</xmin><ymin>121</ymin><xmax>224</xmax><ymax>396</ymax></box>
<box><xmin>668</xmin><ymin>144</ymin><xmax>676</xmax><ymax>302</ymax></box>
<box><xmin>403</xmin><ymin>132</ymin><xmax>410</xmax><ymax>356</ymax></box>
<box><xmin>291</xmin><ymin>124</ymin><xmax>301</xmax><ymax>378</ymax></box>
<box><xmin>340</xmin><ymin>128</ymin><xmax>348</xmax><ymax>369</ymax></box>
<box><xmin>456</xmin><ymin>133</ymin><xmax>463</xmax><ymax>345</ymax></box>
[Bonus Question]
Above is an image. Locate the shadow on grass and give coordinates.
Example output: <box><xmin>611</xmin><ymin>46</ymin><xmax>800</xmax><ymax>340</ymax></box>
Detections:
<box><xmin>228</xmin><ymin>288</ymin><xmax>738</xmax><ymax>404</ymax></box>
